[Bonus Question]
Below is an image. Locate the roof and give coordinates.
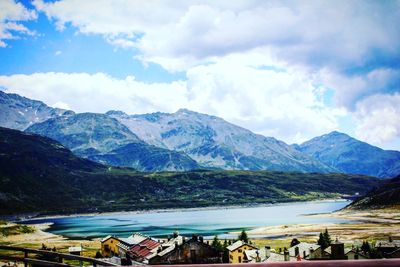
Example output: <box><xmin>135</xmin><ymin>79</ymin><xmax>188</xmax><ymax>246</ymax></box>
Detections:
<box><xmin>129</xmin><ymin>238</ymin><xmax>161</xmax><ymax>259</ymax></box>
<box><xmin>122</xmin><ymin>233</ymin><xmax>148</xmax><ymax>245</ymax></box>
<box><xmin>226</xmin><ymin>240</ymin><xmax>257</xmax><ymax>252</ymax></box>
<box><xmin>376</xmin><ymin>240</ymin><xmax>400</xmax><ymax>248</ymax></box>
<box><xmin>324</xmin><ymin>247</ymin><xmax>331</xmax><ymax>255</ymax></box>
<box><xmin>345</xmin><ymin>248</ymin><xmax>366</xmax><ymax>256</ymax></box>
<box><xmin>244</xmin><ymin>249</ymin><xmax>266</xmax><ymax>263</ymax></box>
<box><xmin>387</xmin><ymin>247</ymin><xmax>400</xmax><ymax>256</ymax></box>
<box><xmin>101</xmin><ymin>235</ymin><xmax>120</xmax><ymax>243</ymax></box>
<box><xmin>118</xmin><ymin>233</ymin><xmax>150</xmax><ymax>251</ymax></box>
<box><xmin>264</xmin><ymin>252</ymin><xmax>297</xmax><ymax>262</ymax></box>
<box><xmin>288</xmin><ymin>243</ymin><xmax>320</xmax><ymax>258</ymax></box>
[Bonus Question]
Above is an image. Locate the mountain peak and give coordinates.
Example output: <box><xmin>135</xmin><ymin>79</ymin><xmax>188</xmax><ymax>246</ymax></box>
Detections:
<box><xmin>106</xmin><ymin>110</ymin><xmax>128</xmax><ymax>117</ymax></box>
<box><xmin>176</xmin><ymin>108</ymin><xmax>199</xmax><ymax>114</ymax></box>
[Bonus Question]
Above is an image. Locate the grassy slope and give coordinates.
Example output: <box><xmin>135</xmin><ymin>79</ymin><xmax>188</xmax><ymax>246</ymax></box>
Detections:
<box><xmin>347</xmin><ymin>175</ymin><xmax>400</xmax><ymax>209</ymax></box>
<box><xmin>0</xmin><ymin>127</ymin><xmax>382</xmax><ymax>215</ymax></box>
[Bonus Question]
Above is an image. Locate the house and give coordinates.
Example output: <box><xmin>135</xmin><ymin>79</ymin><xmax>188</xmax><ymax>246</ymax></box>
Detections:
<box><xmin>101</xmin><ymin>235</ymin><xmax>121</xmax><ymax>257</ymax></box>
<box><xmin>149</xmin><ymin>235</ymin><xmax>222</xmax><ymax>264</ymax></box>
<box><xmin>345</xmin><ymin>248</ymin><xmax>368</xmax><ymax>260</ymax></box>
<box><xmin>226</xmin><ymin>240</ymin><xmax>258</xmax><ymax>263</ymax></box>
<box><xmin>68</xmin><ymin>246</ymin><xmax>83</xmax><ymax>256</ymax></box>
<box><xmin>376</xmin><ymin>238</ymin><xmax>400</xmax><ymax>256</ymax></box>
<box><xmin>244</xmin><ymin>246</ymin><xmax>299</xmax><ymax>263</ymax></box>
<box><xmin>288</xmin><ymin>243</ymin><xmax>321</xmax><ymax>260</ymax></box>
<box><xmin>117</xmin><ymin>233</ymin><xmax>148</xmax><ymax>258</ymax></box>
<box><xmin>321</xmin><ymin>239</ymin><xmax>348</xmax><ymax>260</ymax></box>
<box><xmin>386</xmin><ymin>247</ymin><xmax>400</xmax><ymax>258</ymax></box>
<box><xmin>127</xmin><ymin>237</ymin><xmax>161</xmax><ymax>263</ymax></box>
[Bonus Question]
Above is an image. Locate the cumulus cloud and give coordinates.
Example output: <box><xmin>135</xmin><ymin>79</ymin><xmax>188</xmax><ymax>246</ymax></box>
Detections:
<box><xmin>33</xmin><ymin>0</ymin><xmax>400</xmax><ymax>71</ymax></box>
<box><xmin>354</xmin><ymin>93</ymin><xmax>400</xmax><ymax>145</ymax></box>
<box><xmin>0</xmin><ymin>0</ymin><xmax>37</xmax><ymax>47</ymax></box>
<box><xmin>0</xmin><ymin>68</ymin><xmax>340</xmax><ymax>144</ymax></box>
<box><xmin>317</xmin><ymin>68</ymin><xmax>400</xmax><ymax>110</ymax></box>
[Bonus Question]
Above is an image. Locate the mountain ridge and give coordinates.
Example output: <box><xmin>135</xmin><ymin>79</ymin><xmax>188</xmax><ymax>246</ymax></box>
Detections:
<box><xmin>108</xmin><ymin>108</ymin><xmax>335</xmax><ymax>173</ymax></box>
<box><xmin>1</xmin><ymin>91</ymin><xmax>399</xmax><ymax>176</ymax></box>
<box><xmin>25</xmin><ymin>112</ymin><xmax>200</xmax><ymax>171</ymax></box>
<box><xmin>297</xmin><ymin>131</ymin><xmax>400</xmax><ymax>178</ymax></box>
<box><xmin>0</xmin><ymin>126</ymin><xmax>383</xmax><ymax>215</ymax></box>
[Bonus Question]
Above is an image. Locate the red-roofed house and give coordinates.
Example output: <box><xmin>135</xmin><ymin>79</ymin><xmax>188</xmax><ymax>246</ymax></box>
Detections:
<box><xmin>127</xmin><ymin>237</ymin><xmax>161</xmax><ymax>263</ymax></box>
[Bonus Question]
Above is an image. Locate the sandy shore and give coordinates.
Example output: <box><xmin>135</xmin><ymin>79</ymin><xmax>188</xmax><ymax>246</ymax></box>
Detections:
<box><xmin>0</xmin><ymin>222</ymin><xmax>100</xmax><ymax>255</ymax></box>
<box><xmin>242</xmin><ymin>208</ymin><xmax>400</xmax><ymax>246</ymax></box>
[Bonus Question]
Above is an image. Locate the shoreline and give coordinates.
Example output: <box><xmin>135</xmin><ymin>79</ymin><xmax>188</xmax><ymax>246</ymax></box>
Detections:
<box><xmin>18</xmin><ymin>198</ymin><xmax>348</xmax><ymax>222</ymax></box>
<box><xmin>1</xmin><ymin>205</ymin><xmax>399</xmax><ymax>255</ymax></box>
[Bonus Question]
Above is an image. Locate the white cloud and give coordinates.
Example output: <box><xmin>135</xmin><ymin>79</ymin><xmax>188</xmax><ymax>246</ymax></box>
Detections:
<box><xmin>317</xmin><ymin>68</ymin><xmax>400</xmax><ymax>110</ymax></box>
<box><xmin>0</xmin><ymin>72</ymin><xmax>188</xmax><ymax>115</ymax></box>
<box><xmin>33</xmin><ymin>0</ymin><xmax>400</xmax><ymax>71</ymax></box>
<box><xmin>0</xmin><ymin>0</ymin><xmax>37</xmax><ymax>47</ymax></box>
<box><xmin>354</xmin><ymin>93</ymin><xmax>400</xmax><ymax>146</ymax></box>
<box><xmin>0</xmin><ymin>67</ymin><xmax>341</xmax><ymax>145</ymax></box>
<box><xmin>54</xmin><ymin>50</ymin><xmax>62</xmax><ymax>56</ymax></box>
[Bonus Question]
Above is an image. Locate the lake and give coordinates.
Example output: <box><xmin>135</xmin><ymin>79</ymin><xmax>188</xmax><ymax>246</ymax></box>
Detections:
<box><xmin>23</xmin><ymin>200</ymin><xmax>353</xmax><ymax>239</ymax></box>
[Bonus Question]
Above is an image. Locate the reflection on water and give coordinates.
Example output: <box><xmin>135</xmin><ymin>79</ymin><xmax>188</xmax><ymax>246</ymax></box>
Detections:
<box><xmin>23</xmin><ymin>200</ymin><xmax>353</xmax><ymax>239</ymax></box>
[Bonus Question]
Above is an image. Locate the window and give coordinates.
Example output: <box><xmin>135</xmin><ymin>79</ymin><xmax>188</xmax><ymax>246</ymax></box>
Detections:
<box><xmin>238</xmin><ymin>249</ymin><xmax>242</xmax><ymax>253</ymax></box>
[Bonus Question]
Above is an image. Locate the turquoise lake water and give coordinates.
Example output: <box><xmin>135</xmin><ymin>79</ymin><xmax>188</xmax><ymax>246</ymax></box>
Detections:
<box><xmin>23</xmin><ymin>200</ymin><xmax>353</xmax><ymax>239</ymax></box>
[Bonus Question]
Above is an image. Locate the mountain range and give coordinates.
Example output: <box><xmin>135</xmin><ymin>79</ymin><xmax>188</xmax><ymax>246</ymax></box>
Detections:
<box><xmin>1</xmin><ymin>90</ymin><xmax>399</xmax><ymax>177</ymax></box>
<box><xmin>0</xmin><ymin>126</ymin><xmax>382</xmax><ymax>215</ymax></box>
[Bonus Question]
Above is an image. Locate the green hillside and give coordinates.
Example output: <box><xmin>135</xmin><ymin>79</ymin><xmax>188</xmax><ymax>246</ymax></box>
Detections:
<box><xmin>347</xmin><ymin>175</ymin><xmax>400</xmax><ymax>209</ymax></box>
<box><xmin>0</xmin><ymin>127</ymin><xmax>383</xmax><ymax>215</ymax></box>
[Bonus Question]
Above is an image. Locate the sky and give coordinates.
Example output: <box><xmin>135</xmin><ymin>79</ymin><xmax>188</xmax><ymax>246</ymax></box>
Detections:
<box><xmin>0</xmin><ymin>0</ymin><xmax>399</xmax><ymax>150</ymax></box>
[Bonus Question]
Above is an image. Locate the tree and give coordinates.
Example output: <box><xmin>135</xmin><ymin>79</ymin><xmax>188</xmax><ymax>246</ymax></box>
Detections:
<box><xmin>223</xmin><ymin>239</ymin><xmax>228</xmax><ymax>249</ymax></box>
<box><xmin>211</xmin><ymin>235</ymin><xmax>223</xmax><ymax>250</ymax></box>
<box><xmin>361</xmin><ymin>241</ymin><xmax>371</xmax><ymax>254</ymax></box>
<box><xmin>238</xmin><ymin>230</ymin><xmax>249</xmax><ymax>243</ymax></box>
<box><xmin>290</xmin><ymin>238</ymin><xmax>300</xmax><ymax>247</ymax></box>
<box><xmin>318</xmin><ymin>232</ymin><xmax>329</xmax><ymax>250</ymax></box>
<box><xmin>323</xmin><ymin>229</ymin><xmax>332</xmax><ymax>246</ymax></box>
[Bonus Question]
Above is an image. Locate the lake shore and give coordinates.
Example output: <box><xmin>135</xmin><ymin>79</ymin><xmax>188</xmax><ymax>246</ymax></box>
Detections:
<box><xmin>0</xmin><ymin>222</ymin><xmax>101</xmax><ymax>257</ymax></box>
<box><xmin>2</xmin><ymin>203</ymin><xmax>399</xmax><ymax>255</ymax></box>
<box><xmin>15</xmin><ymin>198</ymin><xmax>347</xmax><ymax>222</ymax></box>
<box><xmin>244</xmin><ymin>207</ymin><xmax>400</xmax><ymax>245</ymax></box>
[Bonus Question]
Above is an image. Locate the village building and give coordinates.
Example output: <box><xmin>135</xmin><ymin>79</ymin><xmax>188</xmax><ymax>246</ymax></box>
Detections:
<box><xmin>101</xmin><ymin>235</ymin><xmax>121</xmax><ymax>257</ymax></box>
<box><xmin>345</xmin><ymin>248</ymin><xmax>368</xmax><ymax>260</ymax></box>
<box><xmin>226</xmin><ymin>240</ymin><xmax>258</xmax><ymax>263</ymax></box>
<box><xmin>117</xmin><ymin>233</ymin><xmax>148</xmax><ymax>259</ymax></box>
<box><xmin>288</xmin><ymin>242</ymin><xmax>321</xmax><ymax>260</ymax></box>
<box><xmin>149</xmin><ymin>235</ymin><xmax>222</xmax><ymax>264</ymax></box>
<box><xmin>127</xmin><ymin>237</ymin><xmax>161</xmax><ymax>263</ymax></box>
<box><xmin>376</xmin><ymin>238</ymin><xmax>400</xmax><ymax>257</ymax></box>
<box><xmin>385</xmin><ymin>248</ymin><xmax>400</xmax><ymax>259</ymax></box>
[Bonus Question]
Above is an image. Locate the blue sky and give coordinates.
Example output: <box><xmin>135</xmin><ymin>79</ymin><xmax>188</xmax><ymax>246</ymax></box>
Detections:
<box><xmin>0</xmin><ymin>0</ymin><xmax>399</xmax><ymax>150</ymax></box>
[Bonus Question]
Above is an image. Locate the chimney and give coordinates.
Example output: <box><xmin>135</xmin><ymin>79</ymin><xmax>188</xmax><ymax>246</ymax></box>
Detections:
<box><xmin>295</xmin><ymin>247</ymin><xmax>299</xmax><ymax>256</ymax></box>
<box><xmin>284</xmin><ymin>249</ymin><xmax>290</xmax><ymax>262</ymax></box>
<box><xmin>265</xmin><ymin>246</ymin><xmax>271</xmax><ymax>258</ymax></box>
<box><xmin>255</xmin><ymin>251</ymin><xmax>261</xmax><ymax>262</ymax></box>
